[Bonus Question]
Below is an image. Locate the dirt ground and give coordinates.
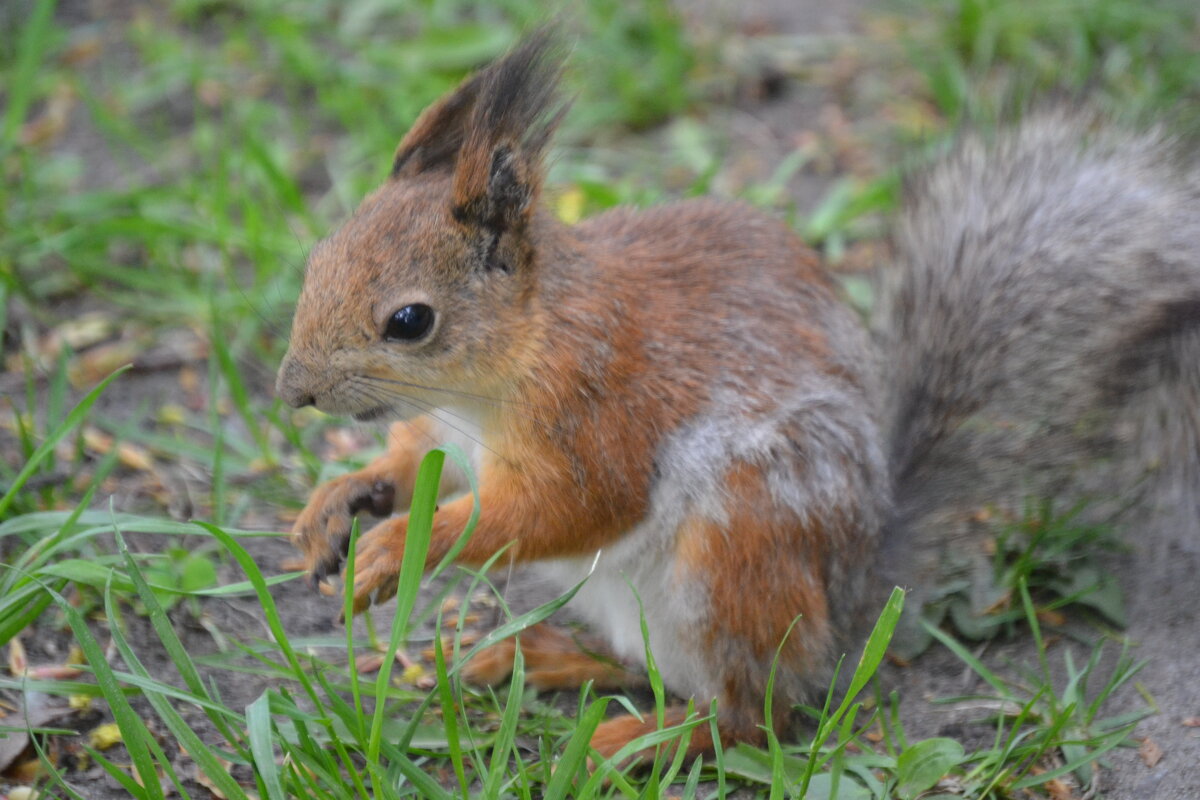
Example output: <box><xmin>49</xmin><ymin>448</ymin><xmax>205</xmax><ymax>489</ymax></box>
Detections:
<box><xmin>6</xmin><ymin>0</ymin><xmax>1200</xmax><ymax>798</ymax></box>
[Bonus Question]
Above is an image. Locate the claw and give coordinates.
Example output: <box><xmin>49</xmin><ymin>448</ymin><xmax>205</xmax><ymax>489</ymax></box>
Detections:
<box><xmin>370</xmin><ymin>481</ymin><xmax>396</xmax><ymax>516</ymax></box>
<box><xmin>375</xmin><ymin>573</ymin><xmax>399</xmax><ymax>602</ymax></box>
<box><xmin>311</xmin><ymin>551</ymin><xmax>342</xmax><ymax>586</ymax></box>
<box><xmin>344</xmin><ymin>480</ymin><xmax>395</xmax><ymax>518</ymax></box>
<box><xmin>346</xmin><ymin>490</ymin><xmax>374</xmax><ymax>516</ymax></box>
<box><xmin>351</xmin><ymin>588</ymin><xmax>373</xmax><ymax>616</ymax></box>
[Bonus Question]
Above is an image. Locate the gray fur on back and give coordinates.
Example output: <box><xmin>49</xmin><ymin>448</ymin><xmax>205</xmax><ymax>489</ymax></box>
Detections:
<box><xmin>873</xmin><ymin>113</ymin><xmax>1200</xmax><ymax>643</ymax></box>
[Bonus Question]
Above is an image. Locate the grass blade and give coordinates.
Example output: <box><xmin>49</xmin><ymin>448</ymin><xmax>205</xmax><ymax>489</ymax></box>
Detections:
<box><xmin>34</xmin><ymin>577</ymin><xmax>167</xmax><ymax>799</ymax></box>
<box><xmin>246</xmin><ymin>693</ymin><xmax>286</xmax><ymax>800</ymax></box>
<box><xmin>0</xmin><ymin>365</ymin><xmax>130</xmax><ymax>518</ymax></box>
<box><xmin>367</xmin><ymin>448</ymin><xmax>444</xmax><ymax>763</ymax></box>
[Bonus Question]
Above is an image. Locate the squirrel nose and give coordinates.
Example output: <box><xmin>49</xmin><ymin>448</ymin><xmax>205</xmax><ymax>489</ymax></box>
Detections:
<box><xmin>276</xmin><ymin>356</ymin><xmax>317</xmax><ymax>408</ymax></box>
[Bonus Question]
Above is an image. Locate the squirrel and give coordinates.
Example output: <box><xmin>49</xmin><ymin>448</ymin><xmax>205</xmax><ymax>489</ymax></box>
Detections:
<box><xmin>275</xmin><ymin>32</ymin><xmax>1200</xmax><ymax>762</ymax></box>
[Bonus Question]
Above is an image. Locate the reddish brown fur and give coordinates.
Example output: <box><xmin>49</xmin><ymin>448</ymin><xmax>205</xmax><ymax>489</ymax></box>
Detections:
<box><xmin>679</xmin><ymin>463</ymin><xmax>831</xmax><ymax>665</ymax></box>
<box><xmin>672</xmin><ymin>462</ymin><xmax>839</xmax><ymax>741</ymax></box>
<box><xmin>278</xmin><ymin>35</ymin><xmax>881</xmax><ymax>766</ymax></box>
<box><xmin>445</xmin><ymin>622</ymin><xmax>641</xmax><ymax>691</ymax></box>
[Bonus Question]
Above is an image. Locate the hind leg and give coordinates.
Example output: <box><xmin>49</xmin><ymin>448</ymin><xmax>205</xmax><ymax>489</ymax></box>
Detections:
<box><xmin>446</xmin><ymin>622</ymin><xmax>643</xmax><ymax>691</ymax></box>
<box><xmin>583</xmin><ymin>471</ymin><xmax>845</xmax><ymax>768</ymax></box>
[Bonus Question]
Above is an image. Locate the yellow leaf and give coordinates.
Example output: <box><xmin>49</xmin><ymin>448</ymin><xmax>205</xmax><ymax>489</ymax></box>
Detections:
<box><xmin>88</xmin><ymin>722</ymin><xmax>123</xmax><ymax>750</ymax></box>
<box><xmin>116</xmin><ymin>442</ymin><xmax>155</xmax><ymax>472</ymax></box>
<box><xmin>8</xmin><ymin>637</ymin><xmax>27</xmax><ymax>676</ymax></box>
<box><xmin>401</xmin><ymin>663</ymin><xmax>427</xmax><ymax>684</ymax></box>
<box><xmin>555</xmin><ymin>186</ymin><xmax>585</xmax><ymax>224</ymax></box>
<box><xmin>157</xmin><ymin>404</ymin><xmax>187</xmax><ymax>426</ymax></box>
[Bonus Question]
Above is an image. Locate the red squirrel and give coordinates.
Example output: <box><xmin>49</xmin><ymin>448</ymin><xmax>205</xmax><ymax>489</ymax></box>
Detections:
<box><xmin>277</xmin><ymin>33</ymin><xmax>1200</xmax><ymax>761</ymax></box>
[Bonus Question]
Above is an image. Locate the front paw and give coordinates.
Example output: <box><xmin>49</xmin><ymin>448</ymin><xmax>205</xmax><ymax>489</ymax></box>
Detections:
<box><xmin>348</xmin><ymin>517</ymin><xmax>408</xmax><ymax>614</ymax></box>
<box><xmin>292</xmin><ymin>473</ymin><xmax>396</xmax><ymax>584</ymax></box>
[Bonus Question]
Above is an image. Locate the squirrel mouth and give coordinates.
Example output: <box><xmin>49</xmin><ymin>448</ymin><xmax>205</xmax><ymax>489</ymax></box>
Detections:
<box><xmin>352</xmin><ymin>405</ymin><xmax>392</xmax><ymax>422</ymax></box>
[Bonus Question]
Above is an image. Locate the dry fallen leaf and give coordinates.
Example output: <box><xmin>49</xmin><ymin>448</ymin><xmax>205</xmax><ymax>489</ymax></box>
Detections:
<box><xmin>0</xmin><ymin>723</ymin><xmax>30</xmax><ymax>774</ymax></box>
<box><xmin>80</xmin><ymin>427</ymin><xmax>156</xmax><ymax>473</ymax></box>
<box><xmin>1036</xmin><ymin>609</ymin><xmax>1068</xmax><ymax>627</ymax></box>
<box><xmin>1181</xmin><ymin>717</ymin><xmax>1200</xmax><ymax>728</ymax></box>
<box><xmin>0</xmin><ymin>693</ymin><xmax>70</xmax><ymax>774</ymax></box>
<box><xmin>354</xmin><ymin>653</ymin><xmax>386</xmax><ymax>673</ymax></box>
<box><xmin>401</xmin><ymin>662</ymin><xmax>430</xmax><ymax>687</ymax></box>
<box><xmin>1139</xmin><ymin>736</ymin><xmax>1164</xmax><ymax>768</ymax></box>
<box><xmin>982</xmin><ymin>590</ymin><xmax>1013</xmax><ymax>615</ymax></box>
<box><xmin>179</xmin><ymin>365</ymin><xmax>201</xmax><ymax>396</ymax></box>
<box><xmin>10</xmin><ymin>752</ymin><xmax>49</xmax><ymax>784</ymax></box>
<box><xmin>62</xmin><ymin>34</ymin><xmax>103</xmax><ymax>66</ymax></box>
<box><xmin>1045</xmin><ymin>777</ymin><xmax>1079</xmax><ymax>800</ymax></box>
<box><xmin>68</xmin><ymin>340</ymin><xmax>140</xmax><ymax>387</ymax></box>
<box><xmin>192</xmin><ymin>753</ymin><xmax>236</xmax><ymax>799</ymax></box>
<box><xmin>66</xmin><ymin>646</ymin><xmax>84</xmax><ymax>666</ymax></box>
<box><xmin>8</xmin><ymin>637</ymin><xmax>27</xmax><ymax>676</ymax></box>
<box><xmin>54</xmin><ymin>311</ymin><xmax>118</xmax><ymax>352</ymax></box>
<box><xmin>20</xmin><ymin>82</ymin><xmax>75</xmax><ymax>147</ymax></box>
<box><xmin>157</xmin><ymin>403</ymin><xmax>187</xmax><ymax>426</ymax></box>
<box><xmin>88</xmin><ymin>722</ymin><xmax>123</xmax><ymax>751</ymax></box>
<box><xmin>27</xmin><ymin>665</ymin><xmax>86</xmax><ymax>681</ymax></box>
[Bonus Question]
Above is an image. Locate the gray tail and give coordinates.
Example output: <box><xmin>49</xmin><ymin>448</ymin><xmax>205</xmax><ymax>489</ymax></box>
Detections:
<box><xmin>873</xmin><ymin>113</ymin><xmax>1200</xmax><ymax>645</ymax></box>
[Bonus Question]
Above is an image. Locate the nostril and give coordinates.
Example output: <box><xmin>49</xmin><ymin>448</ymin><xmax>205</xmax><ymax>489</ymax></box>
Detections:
<box><xmin>277</xmin><ymin>356</ymin><xmax>318</xmax><ymax>408</ymax></box>
<box><xmin>279</xmin><ymin>382</ymin><xmax>316</xmax><ymax>409</ymax></box>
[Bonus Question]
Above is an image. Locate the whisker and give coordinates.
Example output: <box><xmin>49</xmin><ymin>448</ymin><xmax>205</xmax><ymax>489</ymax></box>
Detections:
<box><xmin>285</xmin><ymin>219</ymin><xmax>313</xmax><ymax>278</ymax></box>
<box><xmin>353</xmin><ymin>379</ymin><xmax>485</xmax><ymax>434</ymax></box>
<box><xmin>351</xmin><ymin>383</ymin><xmax>458</xmax><ymax>455</ymax></box>
<box><xmin>235</xmin><ymin>280</ymin><xmax>288</xmax><ymax>341</ymax></box>
<box><xmin>348</xmin><ymin>377</ymin><xmax>506</xmax><ymax>461</ymax></box>
<box><xmin>365</xmin><ymin>374</ymin><xmax>559</xmax><ymax>415</ymax></box>
<box><xmin>361</xmin><ymin>375</ymin><xmax>567</xmax><ymax>438</ymax></box>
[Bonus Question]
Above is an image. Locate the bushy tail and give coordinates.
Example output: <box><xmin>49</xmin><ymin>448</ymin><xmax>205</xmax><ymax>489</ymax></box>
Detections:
<box><xmin>873</xmin><ymin>114</ymin><xmax>1200</xmax><ymax>648</ymax></box>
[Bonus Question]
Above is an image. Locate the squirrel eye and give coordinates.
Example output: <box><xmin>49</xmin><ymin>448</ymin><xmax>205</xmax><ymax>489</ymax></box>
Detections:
<box><xmin>384</xmin><ymin>304</ymin><xmax>434</xmax><ymax>342</ymax></box>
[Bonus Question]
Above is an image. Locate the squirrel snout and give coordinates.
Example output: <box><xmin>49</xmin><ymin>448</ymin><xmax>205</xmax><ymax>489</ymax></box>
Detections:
<box><xmin>276</xmin><ymin>355</ymin><xmax>317</xmax><ymax>409</ymax></box>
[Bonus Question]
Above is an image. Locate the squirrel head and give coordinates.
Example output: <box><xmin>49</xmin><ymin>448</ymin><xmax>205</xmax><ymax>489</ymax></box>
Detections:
<box><xmin>277</xmin><ymin>32</ymin><xmax>566</xmax><ymax>421</ymax></box>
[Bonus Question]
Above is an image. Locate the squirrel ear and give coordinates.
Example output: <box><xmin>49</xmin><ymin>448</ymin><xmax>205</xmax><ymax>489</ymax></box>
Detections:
<box><xmin>391</xmin><ymin>73</ymin><xmax>485</xmax><ymax>178</ymax></box>
<box><xmin>450</xmin><ymin>138</ymin><xmax>552</xmax><ymax>234</ymax></box>
<box><xmin>449</xmin><ymin>30</ymin><xmax>566</xmax><ymax>233</ymax></box>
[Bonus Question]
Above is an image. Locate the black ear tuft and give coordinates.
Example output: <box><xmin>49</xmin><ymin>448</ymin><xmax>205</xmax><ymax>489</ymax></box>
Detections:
<box><xmin>488</xmin><ymin>147</ymin><xmax>525</xmax><ymax>212</ymax></box>
<box><xmin>451</xmin><ymin>28</ymin><xmax>568</xmax><ymax>232</ymax></box>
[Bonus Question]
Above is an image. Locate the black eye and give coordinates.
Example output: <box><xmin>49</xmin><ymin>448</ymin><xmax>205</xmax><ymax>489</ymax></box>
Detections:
<box><xmin>384</xmin><ymin>304</ymin><xmax>434</xmax><ymax>341</ymax></box>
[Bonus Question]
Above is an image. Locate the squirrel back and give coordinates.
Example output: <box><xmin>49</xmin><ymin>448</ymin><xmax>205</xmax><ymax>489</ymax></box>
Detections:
<box><xmin>876</xmin><ymin>114</ymin><xmax>1200</xmax><ymax>647</ymax></box>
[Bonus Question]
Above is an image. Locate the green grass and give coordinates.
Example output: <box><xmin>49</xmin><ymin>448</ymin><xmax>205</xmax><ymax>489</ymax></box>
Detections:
<box><xmin>892</xmin><ymin>0</ymin><xmax>1200</xmax><ymax>126</ymax></box>
<box><xmin>3</xmin><ymin>0</ymin><xmax>1197</xmax><ymax>796</ymax></box>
